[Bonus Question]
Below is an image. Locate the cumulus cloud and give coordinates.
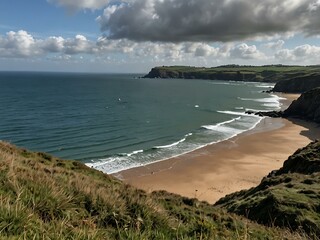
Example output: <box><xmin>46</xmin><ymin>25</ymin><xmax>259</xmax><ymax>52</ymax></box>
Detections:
<box><xmin>0</xmin><ymin>31</ymin><xmax>96</xmax><ymax>58</ymax></box>
<box><xmin>230</xmin><ymin>43</ymin><xmax>265</xmax><ymax>60</ymax></box>
<box><xmin>41</xmin><ymin>36</ymin><xmax>65</xmax><ymax>52</ymax></box>
<box><xmin>3</xmin><ymin>30</ymin><xmax>320</xmax><ymax>67</ymax></box>
<box><xmin>0</xmin><ymin>30</ymin><xmax>40</xmax><ymax>57</ymax></box>
<box><xmin>97</xmin><ymin>0</ymin><xmax>320</xmax><ymax>42</ymax></box>
<box><xmin>96</xmin><ymin>37</ymin><xmax>220</xmax><ymax>60</ymax></box>
<box><xmin>64</xmin><ymin>35</ymin><xmax>96</xmax><ymax>54</ymax></box>
<box><xmin>275</xmin><ymin>44</ymin><xmax>320</xmax><ymax>62</ymax></box>
<box><xmin>183</xmin><ymin>43</ymin><xmax>219</xmax><ymax>57</ymax></box>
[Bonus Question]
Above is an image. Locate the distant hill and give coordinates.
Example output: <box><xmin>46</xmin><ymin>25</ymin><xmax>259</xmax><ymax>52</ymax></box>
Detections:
<box><xmin>143</xmin><ymin>65</ymin><xmax>320</xmax><ymax>83</ymax></box>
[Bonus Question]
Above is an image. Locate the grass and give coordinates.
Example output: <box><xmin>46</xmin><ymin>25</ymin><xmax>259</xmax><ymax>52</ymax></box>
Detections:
<box><xmin>145</xmin><ymin>65</ymin><xmax>320</xmax><ymax>82</ymax></box>
<box><xmin>157</xmin><ymin>65</ymin><xmax>319</xmax><ymax>73</ymax></box>
<box><xmin>215</xmin><ymin>140</ymin><xmax>320</xmax><ymax>238</ymax></box>
<box><xmin>0</xmin><ymin>141</ymin><xmax>308</xmax><ymax>239</ymax></box>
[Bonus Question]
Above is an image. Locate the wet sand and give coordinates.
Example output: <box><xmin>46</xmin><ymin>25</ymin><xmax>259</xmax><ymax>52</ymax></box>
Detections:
<box><xmin>115</xmin><ymin>94</ymin><xmax>320</xmax><ymax>203</ymax></box>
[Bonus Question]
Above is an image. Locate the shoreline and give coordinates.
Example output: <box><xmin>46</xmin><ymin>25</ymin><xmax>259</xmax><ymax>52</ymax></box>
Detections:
<box><xmin>116</xmin><ymin>93</ymin><xmax>320</xmax><ymax>203</ymax></box>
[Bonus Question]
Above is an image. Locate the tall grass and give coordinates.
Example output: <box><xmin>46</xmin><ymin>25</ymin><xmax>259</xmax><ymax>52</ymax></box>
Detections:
<box><xmin>0</xmin><ymin>141</ymin><xmax>312</xmax><ymax>239</ymax></box>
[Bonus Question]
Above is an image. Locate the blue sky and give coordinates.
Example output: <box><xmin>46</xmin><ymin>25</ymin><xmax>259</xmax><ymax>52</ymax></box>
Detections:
<box><xmin>0</xmin><ymin>0</ymin><xmax>100</xmax><ymax>39</ymax></box>
<box><xmin>1</xmin><ymin>0</ymin><xmax>320</xmax><ymax>73</ymax></box>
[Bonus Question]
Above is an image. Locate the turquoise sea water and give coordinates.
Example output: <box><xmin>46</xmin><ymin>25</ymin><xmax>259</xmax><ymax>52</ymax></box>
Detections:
<box><xmin>0</xmin><ymin>72</ymin><xmax>281</xmax><ymax>173</ymax></box>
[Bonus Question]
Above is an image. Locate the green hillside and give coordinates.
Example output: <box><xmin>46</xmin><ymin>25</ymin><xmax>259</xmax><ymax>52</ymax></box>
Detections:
<box><xmin>0</xmin><ymin>141</ymin><xmax>303</xmax><ymax>239</ymax></box>
<box><xmin>215</xmin><ymin>140</ymin><xmax>320</xmax><ymax>238</ymax></box>
<box><xmin>144</xmin><ymin>65</ymin><xmax>320</xmax><ymax>82</ymax></box>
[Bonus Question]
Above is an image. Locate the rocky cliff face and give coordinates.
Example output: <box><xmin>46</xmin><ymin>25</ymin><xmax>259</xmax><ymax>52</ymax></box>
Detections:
<box><xmin>215</xmin><ymin>140</ymin><xmax>320</xmax><ymax>237</ymax></box>
<box><xmin>273</xmin><ymin>74</ymin><xmax>320</xmax><ymax>93</ymax></box>
<box><xmin>143</xmin><ymin>67</ymin><xmax>180</xmax><ymax>78</ymax></box>
<box><xmin>283</xmin><ymin>87</ymin><xmax>320</xmax><ymax>123</ymax></box>
<box><xmin>144</xmin><ymin>66</ymin><xmax>320</xmax><ymax>83</ymax></box>
<box><xmin>143</xmin><ymin>67</ymin><xmax>261</xmax><ymax>81</ymax></box>
<box><xmin>250</xmin><ymin>87</ymin><xmax>320</xmax><ymax>123</ymax></box>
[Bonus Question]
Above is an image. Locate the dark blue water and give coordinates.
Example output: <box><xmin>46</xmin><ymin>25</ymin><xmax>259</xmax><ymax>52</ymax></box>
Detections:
<box><xmin>0</xmin><ymin>72</ymin><xmax>280</xmax><ymax>173</ymax></box>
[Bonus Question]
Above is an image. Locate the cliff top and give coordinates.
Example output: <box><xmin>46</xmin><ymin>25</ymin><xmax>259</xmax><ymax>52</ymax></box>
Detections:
<box><xmin>144</xmin><ymin>65</ymin><xmax>320</xmax><ymax>82</ymax></box>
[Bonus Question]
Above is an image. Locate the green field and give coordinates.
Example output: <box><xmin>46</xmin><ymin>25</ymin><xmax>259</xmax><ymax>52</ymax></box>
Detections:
<box><xmin>144</xmin><ymin>65</ymin><xmax>320</xmax><ymax>82</ymax></box>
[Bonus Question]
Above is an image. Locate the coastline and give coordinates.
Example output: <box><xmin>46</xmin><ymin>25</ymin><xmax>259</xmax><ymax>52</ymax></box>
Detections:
<box><xmin>116</xmin><ymin>93</ymin><xmax>320</xmax><ymax>203</ymax></box>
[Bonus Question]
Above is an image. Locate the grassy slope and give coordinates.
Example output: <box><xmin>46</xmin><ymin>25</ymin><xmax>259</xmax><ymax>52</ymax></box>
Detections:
<box><xmin>146</xmin><ymin>65</ymin><xmax>320</xmax><ymax>82</ymax></box>
<box><xmin>0</xmin><ymin>141</ymin><xmax>301</xmax><ymax>239</ymax></box>
<box><xmin>215</xmin><ymin>140</ymin><xmax>320</xmax><ymax>238</ymax></box>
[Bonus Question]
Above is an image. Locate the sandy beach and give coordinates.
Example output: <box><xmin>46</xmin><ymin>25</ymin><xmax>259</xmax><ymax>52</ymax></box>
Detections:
<box><xmin>116</xmin><ymin>94</ymin><xmax>320</xmax><ymax>203</ymax></box>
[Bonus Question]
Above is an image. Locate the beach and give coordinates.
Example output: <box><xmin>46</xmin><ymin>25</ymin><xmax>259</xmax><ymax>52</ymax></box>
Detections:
<box><xmin>116</xmin><ymin>94</ymin><xmax>320</xmax><ymax>203</ymax></box>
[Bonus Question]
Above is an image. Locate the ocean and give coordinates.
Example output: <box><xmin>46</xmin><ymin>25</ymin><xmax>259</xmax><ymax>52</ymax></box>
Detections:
<box><xmin>0</xmin><ymin>72</ymin><xmax>281</xmax><ymax>173</ymax></box>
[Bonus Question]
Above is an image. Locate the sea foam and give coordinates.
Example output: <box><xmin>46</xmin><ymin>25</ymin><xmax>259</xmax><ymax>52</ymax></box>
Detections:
<box><xmin>85</xmin><ymin>82</ymin><xmax>283</xmax><ymax>174</ymax></box>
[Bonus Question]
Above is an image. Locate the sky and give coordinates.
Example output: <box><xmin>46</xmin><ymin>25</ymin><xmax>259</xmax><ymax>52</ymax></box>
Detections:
<box><xmin>1</xmin><ymin>0</ymin><xmax>320</xmax><ymax>73</ymax></box>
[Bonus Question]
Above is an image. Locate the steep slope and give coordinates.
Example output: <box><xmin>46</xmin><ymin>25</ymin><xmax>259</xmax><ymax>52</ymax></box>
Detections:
<box><xmin>0</xmin><ymin>141</ymin><xmax>296</xmax><ymax>239</ymax></box>
<box><xmin>273</xmin><ymin>74</ymin><xmax>320</xmax><ymax>93</ymax></box>
<box><xmin>283</xmin><ymin>87</ymin><xmax>320</xmax><ymax>123</ymax></box>
<box><xmin>252</xmin><ymin>87</ymin><xmax>320</xmax><ymax>123</ymax></box>
<box><xmin>215</xmin><ymin>140</ymin><xmax>320</xmax><ymax>238</ymax></box>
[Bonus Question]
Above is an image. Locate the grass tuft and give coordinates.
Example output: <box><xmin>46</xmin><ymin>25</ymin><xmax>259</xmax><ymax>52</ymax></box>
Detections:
<box><xmin>0</xmin><ymin>141</ymin><xmax>315</xmax><ymax>239</ymax></box>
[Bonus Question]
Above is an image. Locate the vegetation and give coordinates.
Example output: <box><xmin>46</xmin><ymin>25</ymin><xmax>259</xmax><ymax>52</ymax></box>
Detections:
<box><xmin>273</xmin><ymin>74</ymin><xmax>320</xmax><ymax>93</ymax></box>
<box><xmin>144</xmin><ymin>65</ymin><xmax>320</xmax><ymax>82</ymax></box>
<box><xmin>0</xmin><ymin>141</ymin><xmax>305</xmax><ymax>239</ymax></box>
<box><xmin>215</xmin><ymin>140</ymin><xmax>320</xmax><ymax>238</ymax></box>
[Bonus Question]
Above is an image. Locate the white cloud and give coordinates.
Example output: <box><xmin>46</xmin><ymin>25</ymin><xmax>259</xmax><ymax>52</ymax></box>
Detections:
<box><xmin>64</xmin><ymin>35</ymin><xmax>95</xmax><ymax>54</ymax></box>
<box><xmin>275</xmin><ymin>49</ymin><xmax>296</xmax><ymax>61</ymax></box>
<box><xmin>2</xmin><ymin>30</ymin><xmax>320</xmax><ymax>68</ymax></box>
<box><xmin>0</xmin><ymin>30</ymin><xmax>40</xmax><ymax>57</ymax></box>
<box><xmin>0</xmin><ymin>31</ymin><xmax>96</xmax><ymax>58</ymax></box>
<box><xmin>41</xmin><ymin>36</ymin><xmax>65</xmax><ymax>52</ymax></box>
<box><xmin>275</xmin><ymin>44</ymin><xmax>320</xmax><ymax>62</ymax></box>
<box><xmin>230</xmin><ymin>43</ymin><xmax>266</xmax><ymax>60</ymax></box>
<box><xmin>183</xmin><ymin>43</ymin><xmax>219</xmax><ymax>57</ymax></box>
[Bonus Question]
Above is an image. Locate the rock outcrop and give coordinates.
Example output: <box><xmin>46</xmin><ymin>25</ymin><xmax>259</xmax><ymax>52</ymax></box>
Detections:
<box><xmin>273</xmin><ymin>74</ymin><xmax>320</xmax><ymax>93</ymax></box>
<box><xmin>246</xmin><ymin>110</ymin><xmax>283</xmax><ymax>118</ymax></box>
<box><xmin>143</xmin><ymin>67</ymin><xmax>181</xmax><ymax>78</ymax></box>
<box><xmin>283</xmin><ymin>87</ymin><xmax>320</xmax><ymax>123</ymax></box>
<box><xmin>247</xmin><ymin>88</ymin><xmax>320</xmax><ymax>123</ymax></box>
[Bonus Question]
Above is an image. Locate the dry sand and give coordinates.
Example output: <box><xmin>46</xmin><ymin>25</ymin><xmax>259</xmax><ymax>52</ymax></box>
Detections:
<box><xmin>115</xmin><ymin>94</ymin><xmax>320</xmax><ymax>204</ymax></box>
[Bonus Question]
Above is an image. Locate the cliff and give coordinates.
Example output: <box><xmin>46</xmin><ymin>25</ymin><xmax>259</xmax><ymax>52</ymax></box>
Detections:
<box><xmin>283</xmin><ymin>87</ymin><xmax>320</xmax><ymax>123</ymax></box>
<box><xmin>273</xmin><ymin>74</ymin><xmax>320</xmax><ymax>93</ymax></box>
<box><xmin>144</xmin><ymin>65</ymin><xmax>320</xmax><ymax>83</ymax></box>
<box><xmin>250</xmin><ymin>87</ymin><xmax>320</xmax><ymax>123</ymax></box>
<box><xmin>215</xmin><ymin>140</ymin><xmax>320</xmax><ymax>237</ymax></box>
<box><xmin>144</xmin><ymin>66</ymin><xmax>261</xmax><ymax>81</ymax></box>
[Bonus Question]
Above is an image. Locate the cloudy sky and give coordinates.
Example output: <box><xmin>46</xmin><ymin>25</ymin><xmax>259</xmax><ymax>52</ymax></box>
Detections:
<box><xmin>1</xmin><ymin>0</ymin><xmax>320</xmax><ymax>73</ymax></box>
